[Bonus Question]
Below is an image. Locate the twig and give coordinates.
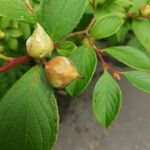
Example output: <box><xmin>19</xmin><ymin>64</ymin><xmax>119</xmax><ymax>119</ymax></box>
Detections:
<box><xmin>90</xmin><ymin>41</ymin><xmax>122</xmax><ymax>80</ymax></box>
<box><xmin>127</xmin><ymin>13</ymin><xmax>150</xmax><ymax>20</ymax></box>
<box><xmin>92</xmin><ymin>0</ymin><xmax>96</xmax><ymax>11</ymax></box>
<box><xmin>0</xmin><ymin>54</ymin><xmax>14</xmax><ymax>62</ymax></box>
<box><xmin>59</xmin><ymin>31</ymin><xmax>86</xmax><ymax>44</ymax></box>
<box><xmin>58</xmin><ymin>17</ymin><xmax>96</xmax><ymax>45</ymax></box>
<box><xmin>24</xmin><ymin>0</ymin><xmax>35</xmax><ymax>14</ymax></box>
<box><xmin>85</xmin><ymin>17</ymin><xmax>95</xmax><ymax>33</ymax></box>
<box><xmin>95</xmin><ymin>46</ymin><xmax>122</xmax><ymax>80</ymax></box>
<box><xmin>0</xmin><ymin>56</ymin><xmax>32</xmax><ymax>73</ymax></box>
<box><xmin>93</xmin><ymin>45</ymin><xmax>107</xmax><ymax>68</ymax></box>
<box><xmin>126</xmin><ymin>13</ymin><xmax>138</xmax><ymax>19</ymax></box>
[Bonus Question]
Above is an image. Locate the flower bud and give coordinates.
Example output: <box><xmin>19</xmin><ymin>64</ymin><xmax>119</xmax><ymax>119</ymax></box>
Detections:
<box><xmin>26</xmin><ymin>23</ymin><xmax>54</xmax><ymax>59</ymax></box>
<box><xmin>0</xmin><ymin>30</ymin><xmax>5</xmax><ymax>39</ymax></box>
<box><xmin>0</xmin><ymin>45</ymin><xmax>4</xmax><ymax>52</ymax></box>
<box><xmin>45</xmin><ymin>56</ymin><xmax>82</xmax><ymax>88</ymax></box>
<box><xmin>140</xmin><ymin>4</ymin><xmax>150</xmax><ymax>17</ymax></box>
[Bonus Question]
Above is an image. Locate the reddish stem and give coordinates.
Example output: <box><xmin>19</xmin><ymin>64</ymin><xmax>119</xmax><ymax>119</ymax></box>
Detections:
<box><xmin>94</xmin><ymin>46</ymin><xmax>107</xmax><ymax>68</ymax></box>
<box><xmin>0</xmin><ymin>56</ymin><xmax>32</xmax><ymax>73</ymax></box>
<box><xmin>93</xmin><ymin>45</ymin><xmax>122</xmax><ymax>80</ymax></box>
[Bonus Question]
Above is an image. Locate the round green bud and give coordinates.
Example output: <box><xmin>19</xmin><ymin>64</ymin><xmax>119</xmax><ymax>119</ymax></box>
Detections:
<box><xmin>26</xmin><ymin>23</ymin><xmax>54</xmax><ymax>59</ymax></box>
<box><xmin>0</xmin><ymin>30</ymin><xmax>5</xmax><ymax>39</ymax></box>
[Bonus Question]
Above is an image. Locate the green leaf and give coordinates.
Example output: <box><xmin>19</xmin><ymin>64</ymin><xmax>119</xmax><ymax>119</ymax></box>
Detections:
<box><xmin>116</xmin><ymin>24</ymin><xmax>128</xmax><ymax>42</ymax></box>
<box><xmin>0</xmin><ymin>64</ymin><xmax>30</xmax><ymax>99</ymax></box>
<box><xmin>105</xmin><ymin>46</ymin><xmax>150</xmax><ymax>72</ymax></box>
<box><xmin>127</xmin><ymin>37</ymin><xmax>146</xmax><ymax>51</ymax></box>
<box><xmin>132</xmin><ymin>19</ymin><xmax>150</xmax><ymax>52</ymax></box>
<box><xmin>0</xmin><ymin>65</ymin><xmax>59</xmax><ymax>149</ymax></box>
<box><xmin>123</xmin><ymin>71</ymin><xmax>150</xmax><ymax>93</ymax></box>
<box><xmin>57</xmin><ymin>41</ymin><xmax>77</xmax><ymax>56</ymax></box>
<box><xmin>0</xmin><ymin>0</ymin><xmax>35</xmax><ymax>23</ymax></box>
<box><xmin>115</xmin><ymin>0</ymin><xmax>132</xmax><ymax>8</ymax></box>
<box><xmin>93</xmin><ymin>70</ymin><xmax>122</xmax><ymax>128</ymax></box>
<box><xmin>7</xmin><ymin>28</ymin><xmax>22</xmax><ymax>38</ymax></box>
<box><xmin>0</xmin><ymin>17</ymin><xmax>11</xmax><ymax>29</ymax></box>
<box><xmin>20</xmin><ymin>22</ymin><xmax>31</xmax><ymax>39</ymax></box>
<box><xmin>38</xmin><ymin>0</ymin><xmax>88</xmax><ymax>42</ymax></box>
<box><xmin>129</xmin><ymin>0</ymin><xmax>147</xmax><ymax>14</ymax></box>
<box><xmin>97</xmin><ymin>0</ymin><xmax>106</xmax><ymax>4</ymax></box>
<box><xmin>66</xmin><ymin>45</ymin><xmax>97</xmax><ymax>97</ymax></box>
<box><xmin>8</xmin><ymin>38</ymin><xmax>18</xmax><ymax>50</ymax></box>
<box><xmin>91</xmin><ymin>15</ymin><xmax>124</xmax><ymax>39</ymax></box>
<box><xmin>95</xmin><ymin>1</ymin><xmax>126</xmax><ymax>20</ymax></box>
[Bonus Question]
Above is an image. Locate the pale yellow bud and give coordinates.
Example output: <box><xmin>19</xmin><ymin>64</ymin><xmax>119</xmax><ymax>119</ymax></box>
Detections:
<box><xmin>26</xmin><ymin>23</ymin><xmax>54</xmax><ymax>59</ymax></box>
<box><xmin>140</xmin><ymin>4</ymin><xmax>150</xmax><ymax>17</ymax></box>
<box><xmin>0</xmin><ymin>45</ymin><xmax>4</xmax><ymax>52</ymax></box>
<box><xmin>0</xmin><ymin>30</ymin><xmax>5</xmax><ymax>39</ymax></box>
<box><xmin>45</xmin><ymin>56</ymin><xmax>82</xmax><ymax>88</ymax></box>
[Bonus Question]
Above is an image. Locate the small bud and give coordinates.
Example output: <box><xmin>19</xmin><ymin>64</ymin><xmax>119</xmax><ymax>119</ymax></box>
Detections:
<box><xmin>26</xmin><ymin>23</ymin><xmax>54</xmax><ymax>59</ymax></box>
<box><xmin>0</xmin><ymin>30</ymin><xmax>5</xmax><ymax>39</ymax></box>
<box><xmin>113</xmin><ymin>72</ymin><xmax>121</xmax><ymax>81</ymax></box>
<box><xmin>82</xmin><ymin>37</ymin><xmax>94</xmax><ymax>47</ymax></box>
<box><xmin>140</xmin><ymin>4</ymin><xmax>150</xmax><ymax>17</ymax></box>
<box><xmin>82</xmin><ymin>38</ymin><xmax>90</xmax><ymax>47</ymax></box>
<box><xmin>45</xmin><ymin>56</ymin><xmax>82</xmax><ymax>88</ymax></box>
<box><xmin>0</xmin><ymin>45</ymin><xmax>4</xmax><ymax>52</ymax></box>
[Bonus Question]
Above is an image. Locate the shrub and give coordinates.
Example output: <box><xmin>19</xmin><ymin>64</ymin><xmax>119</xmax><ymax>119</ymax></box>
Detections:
<box><xmin>0</xmin><ymin>0</ymin><xmax>150</xmax><ymax>149</ymax></box>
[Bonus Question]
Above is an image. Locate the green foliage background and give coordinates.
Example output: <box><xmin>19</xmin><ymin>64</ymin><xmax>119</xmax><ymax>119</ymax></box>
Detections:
<box><xmin>0</xmin><ymin>0</ymin><xmax>150</xmax><ymax>149</ymax></box>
